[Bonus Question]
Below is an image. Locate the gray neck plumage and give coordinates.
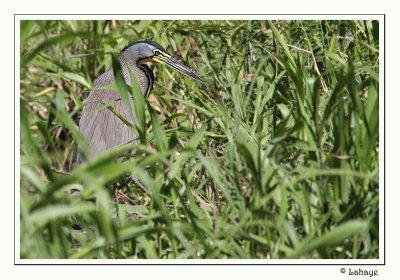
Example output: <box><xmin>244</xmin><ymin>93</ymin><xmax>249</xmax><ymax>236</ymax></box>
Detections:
<box><xmin>119</xmin><ymin>50</ymin><xmax>153</xmax><ymax>97</ymax></box>
<box><xmin>92</xmin><ymin>50</ymin><xmax>154</xmax><ymax>98</ymax></box>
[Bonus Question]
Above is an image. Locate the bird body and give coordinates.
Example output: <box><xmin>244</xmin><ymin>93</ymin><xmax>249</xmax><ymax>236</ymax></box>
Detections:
<box><xmin>78</xmin><ymin>40</ymin><xmax>204</xmax><ymax>163</ymax></box>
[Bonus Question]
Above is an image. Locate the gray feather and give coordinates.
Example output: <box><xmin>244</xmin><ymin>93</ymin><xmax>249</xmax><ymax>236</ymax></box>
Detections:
<box><xmin>77</xmin><ymin>57</ymin><xmax>149</xmax><ymax>163</ymax></box>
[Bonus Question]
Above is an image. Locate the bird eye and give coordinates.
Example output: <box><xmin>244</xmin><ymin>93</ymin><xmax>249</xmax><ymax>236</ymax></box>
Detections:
<box><xmin>154</xmin><ymin>50</ymin><xmax>161</xmax><ymax>56</ymax></box>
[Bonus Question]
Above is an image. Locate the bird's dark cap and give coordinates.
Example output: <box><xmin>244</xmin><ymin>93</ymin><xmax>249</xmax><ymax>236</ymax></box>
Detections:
<box><xmin>121</xmin><ymin>40</ymin><xmax>169</xmax><ymax>54</ymax></box>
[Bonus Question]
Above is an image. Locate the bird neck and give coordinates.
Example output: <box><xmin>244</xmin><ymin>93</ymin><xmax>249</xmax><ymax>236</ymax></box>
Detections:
<box><xmin>119</xmin><ymin>52</ymin><xmax>150</xmax><ymax>96</ymax></box>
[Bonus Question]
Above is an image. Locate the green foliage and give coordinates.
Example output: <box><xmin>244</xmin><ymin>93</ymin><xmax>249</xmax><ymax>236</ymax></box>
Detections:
<box><xmin>20</xmin><ymin>20</ymin><xmax>379</xmax><ymax>259</ymax></box>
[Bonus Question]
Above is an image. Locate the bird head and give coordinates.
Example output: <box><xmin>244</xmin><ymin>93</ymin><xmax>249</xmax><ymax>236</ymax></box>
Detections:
<box><xmin>121</xmin><ymin>40</ymin><xmax>205</xmax><ymax>84</ymax></box>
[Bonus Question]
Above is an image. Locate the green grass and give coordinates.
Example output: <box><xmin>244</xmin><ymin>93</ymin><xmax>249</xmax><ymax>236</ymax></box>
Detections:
<box><xmin>20</xmin><ymin>20</ymin><xmax>379</xmax><ymax>259</ymax></box>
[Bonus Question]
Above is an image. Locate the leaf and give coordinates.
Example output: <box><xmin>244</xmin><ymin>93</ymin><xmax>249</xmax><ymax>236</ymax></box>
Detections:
<box><xmin>49</xmin><ymin>95</ymin><xmax>89</xmax><ymax>160</ymax></box>
<box><xmin>20</xmin><ymin>20</ymin><xmax>37</xmax><ymax>45</ymax></box>
<box><xmin>111</xmin><ymin>54</ymin><xmax>135</xmax><ymax>125</ymax></box>
<box><xmin>128</xmin><ymin>65</ymin><xmax>147</xmax><ymax>143</ymax></box>
<box><xmin>60</xmin><ymin>72</ymin><xmax>92</xmax><ymax>89</ymax></box>
<box><xmin>21</xmin><ymin>31</ymin><xmax>92</xmax><ymax>66</ymax></box>
<box><xmin>198</xmin><ymin>154</ymin><xmax>235</xmax><ymax>207</ymax></box>
<box><xmin>149</xmin><ymin>106</ymin><xmax>167</xmax><ymax>152</ymax></box>
<box><xmin>29</xmin><ymin>204</ymin><xmax>96</xmax><ymax>228</ymax></box>
<box><xmin>186</xmin><ymin>122</ymin><xmax>208</xmax><ymax>150</ymax></box>
<box><xmin>287</xmin><ymin>220</ymin><xmax>368</xmax><ymax>258</ymax></box>
<box><xmin>267</xmin><ymin>21</ymin><xmax>296</xmax><ymax>69</ymax></box>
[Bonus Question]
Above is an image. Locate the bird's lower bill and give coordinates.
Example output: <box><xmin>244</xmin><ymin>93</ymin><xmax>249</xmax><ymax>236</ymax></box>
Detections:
<box><xmin>152</xmin><ymin>56</ymin><xmax>205</xmax><ymax>84</ymax></box>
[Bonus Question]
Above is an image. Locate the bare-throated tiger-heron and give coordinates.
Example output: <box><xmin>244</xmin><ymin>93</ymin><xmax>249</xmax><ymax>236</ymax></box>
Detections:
<box><xmin>77</xmin><ymin>40</ymin><xmax>205</xmax><ymax>163</ymax></box>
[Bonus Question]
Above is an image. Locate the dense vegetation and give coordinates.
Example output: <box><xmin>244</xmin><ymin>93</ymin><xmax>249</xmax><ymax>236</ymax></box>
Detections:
<box><xmin>20</xmin><ymin>20</ymin><xmax>379</xmax><ymax>259</ymax></box>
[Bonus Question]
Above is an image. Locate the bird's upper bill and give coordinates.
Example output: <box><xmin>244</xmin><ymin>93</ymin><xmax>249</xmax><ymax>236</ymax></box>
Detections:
<box><xmin>142</xmin><ymin>48</ymin><xmax>206</xmax><ymax>84</ymax></box>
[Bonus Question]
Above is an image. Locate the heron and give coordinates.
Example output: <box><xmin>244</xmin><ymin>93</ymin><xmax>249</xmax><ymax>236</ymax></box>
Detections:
<box><xmin>77</xmin><ymin>40</ymin><xmax>205</xmax><ymax>163</ymax></box>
